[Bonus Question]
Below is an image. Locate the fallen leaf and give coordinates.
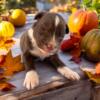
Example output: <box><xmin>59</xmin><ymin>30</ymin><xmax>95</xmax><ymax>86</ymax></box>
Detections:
<box><xmin>0</xmin><ymin>51</ymin><xmax>25</xmax><ymax>76</ymax></box>
<box><xmin>81</xmin><ymin>67</ymin><xmax>100</xmax><ymax>84</ymax></box>
<box><xmin>0</xmin><ymin>55</ymin><xmax>6</xmax><ymax>65</ymax></box>
<box><xmin>95</xmin><ymin>63</ymin><xmax>100</xmax><ymax>74</ymax></box>
<box><xmin>70</xmin><ymin>44</ymin><xmax>81</xmax><ymax>63</ymax></box>
<box><xmin>0</xmin><ymin>82</ymin><xmax>15</xmax><ymax>92</ymax></box>
<box><xmin>0</xmin><ymin>38</ymin><xmax>15</xmax><ymax>55</ymax></box>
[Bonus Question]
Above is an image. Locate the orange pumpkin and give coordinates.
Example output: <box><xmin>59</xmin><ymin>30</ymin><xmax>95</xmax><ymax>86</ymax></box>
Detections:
<box><xmin>9</xmin><ymin>9</ymin><xmax>26</xmax><ymax>27</ymax></box>
<box><xmin>68</xmin><ymin>9</ymin><xmax>99</xmax><ymax>36</ymax></box>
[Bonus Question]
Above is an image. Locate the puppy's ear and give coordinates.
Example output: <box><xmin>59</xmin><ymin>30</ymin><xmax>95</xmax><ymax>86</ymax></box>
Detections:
<box><xmin>34</xmin><ymin>12</ymin><xmax>46</xmax><ymax>20</ymax></box>
<box><xmin>66</xmin><ymin>24</ymin><xmax>69</xmax><ymax>34</ymax></box>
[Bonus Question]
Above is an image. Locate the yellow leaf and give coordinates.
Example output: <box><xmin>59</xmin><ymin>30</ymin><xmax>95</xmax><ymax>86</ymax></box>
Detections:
<box><xmin>81</xmin><ymin>67</ymin><xmax>100</xmax><ymax>83</ymax></box>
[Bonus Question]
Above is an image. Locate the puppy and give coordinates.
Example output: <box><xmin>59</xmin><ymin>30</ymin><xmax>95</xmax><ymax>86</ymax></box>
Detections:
<box><xmin>20</xmin><ymin>12</ymin><xmax>80</xmax><ymax>90</ymax></box>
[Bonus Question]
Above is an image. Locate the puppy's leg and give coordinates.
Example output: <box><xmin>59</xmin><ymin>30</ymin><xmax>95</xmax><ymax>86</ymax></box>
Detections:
<box><xmin>46</xmin><ymin>54</ymin><xmax>80</xmax><ymax>80</ymax></box>
<box><xmin>22</xmin><ymin>53</ymin><xmax>39</xmax><ymax>90</ymax></box>
<box><xmin>0</xmin><ymin>94</ymin><xmax>18</xmax><ymax>100</ymax></box>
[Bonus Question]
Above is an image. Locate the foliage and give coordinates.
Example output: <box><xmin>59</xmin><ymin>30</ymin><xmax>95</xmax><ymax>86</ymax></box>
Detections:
<box><xmin>82</xmin><ymin>0</ymin><xmax>100</xmax><ymax>14</ymax></box>
<box><xmin>4</xmin><ymin>0</ymin><xmax>36</xmax><ymax>10</ymax></box>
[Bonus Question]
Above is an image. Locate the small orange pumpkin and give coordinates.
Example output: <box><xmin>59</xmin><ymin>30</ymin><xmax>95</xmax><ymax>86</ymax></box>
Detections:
<box><xmin>68</xmin><ymin>9</ymin><xmax>99</xmax><ymax>36</ymax></box>
<box><xmin>9</xmin><ymin>9</ymin><xmax>26</xmax><ymax>27</ymax></box>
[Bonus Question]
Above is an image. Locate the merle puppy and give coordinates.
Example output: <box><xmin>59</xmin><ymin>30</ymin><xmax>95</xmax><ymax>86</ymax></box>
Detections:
<box><xmin>20</xmin><ymin>12</ymin><xmax>80</xmax><ymax>90</ymax></box>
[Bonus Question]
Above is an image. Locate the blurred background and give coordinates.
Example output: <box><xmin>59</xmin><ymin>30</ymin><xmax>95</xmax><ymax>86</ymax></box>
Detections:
<box><xmin>0</xmin><ymin>0</ymin><xmax>81</xmax><ymax>14</ymax></box>
<box><xmin>0</xmin><ymin>0</ymin><xmax>99</xmax><ymax>22</ymax></box>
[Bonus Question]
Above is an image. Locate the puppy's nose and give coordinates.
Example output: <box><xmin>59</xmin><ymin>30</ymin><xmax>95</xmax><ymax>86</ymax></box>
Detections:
<box><xmin>47</xmin><ymin>44</ymin><xmax>54</xmax><ymax>51</ymax></box>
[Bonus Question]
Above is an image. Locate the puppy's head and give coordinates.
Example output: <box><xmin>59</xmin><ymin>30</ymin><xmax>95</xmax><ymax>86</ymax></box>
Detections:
<box><xmin>33</xmin><ymin>12</ymin><xmax>69</xmax><ymax>54</ymax></box>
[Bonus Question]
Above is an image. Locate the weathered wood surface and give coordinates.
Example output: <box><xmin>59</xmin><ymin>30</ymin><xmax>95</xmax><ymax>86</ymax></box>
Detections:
<box><xmin>0</xmin><ymin>14</ymin><xmax>95</xmax><ymax>99</ymax></box>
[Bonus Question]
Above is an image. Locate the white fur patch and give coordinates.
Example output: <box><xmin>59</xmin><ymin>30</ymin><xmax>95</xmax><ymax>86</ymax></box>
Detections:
<box><xmin>28</xmin><ymin>28</ymin><xmax>37</xmax><ymax>46</ymax></box>
<box><xmin>57</xmin><ymin>66</ymin><xmax>80</xmax><ymax>80</ymax></box>
<box><xmin>23</xmin><ymin>70</ymin><xmax>39</xmax><ymax>90</ymax></box>
<box><xmin>55</xmin><ymin>16</ymin><xmax>60</xmax><ymax>27</ymax></box>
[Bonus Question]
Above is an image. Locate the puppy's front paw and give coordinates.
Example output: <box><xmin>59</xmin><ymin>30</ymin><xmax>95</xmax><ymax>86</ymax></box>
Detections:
<box><xmin>23</xmin><ymin>70</ymin><xmax>39</xmax><ymax>90</ymax></box>
<box><xmin>57</xmin><ymin>66</ymin><xmax>80</xmax><ymax>80</ymax></box>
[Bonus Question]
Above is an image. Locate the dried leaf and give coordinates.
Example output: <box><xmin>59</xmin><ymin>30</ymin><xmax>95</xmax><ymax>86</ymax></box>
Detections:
<box><xmin>0</xmin><ymin>55</ymin><xmax>6</xmax><ymax>65</ymax></box>
<box><xmin>0</xmin><ymin>51</ymin><xmax>25</xmax><ymax>76</ymax></box>
<box><xmin>96</xmin><ymin>63</ymin><xmax>100</xmax><ymax>74</ymax></box>
<box><xmin>61</xmin><ymin>34</ymin><xmax>81</xmax><ymax>51</ymax></box>
<box><xmin>0</xmin><ymin>38</ymin><xmax>15</xmax><ymax>55</ymax></box>
<box><xmin>81</xmin><ymin>67</ymin><xmax>100</xmax><ymax>83</ymax></box>
<box><xmin>70</xmin><ymin>45</ymin><xmax>81</xmax><ymax>63</ymax></box>
<box><xmin>0</xmin><ymin>82</ymin><xmax>15</xmax><ymax>92</ymax></box>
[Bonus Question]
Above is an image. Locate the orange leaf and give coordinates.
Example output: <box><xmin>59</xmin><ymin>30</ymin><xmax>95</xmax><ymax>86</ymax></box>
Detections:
<box><xmin>81</xmin><ymin>67</ymin><xmax>100</xmax><ymax>84</ymax></box>
<box><xmin>95</xmin><ymin>63</ymin><xmax>100</xmax><ymax>74</ymax></box>
<box><xmin>0</xmin><ymin>82</ymin><xmax>15</xmax><ymax>91</ymax></box>
<box><xmin>0</xmin><ymin>55</ymin><xmax>6</xmax><ymax>65</ymax></box>
<box><xmin>0</xmin><ymin>51</ymin><xmax>25</xmax><ymax>76</ymax></box>
<box><xmin>0</xmin><ymin>38</ymin><xmax>15</xmax><ymax>55</ymax></box>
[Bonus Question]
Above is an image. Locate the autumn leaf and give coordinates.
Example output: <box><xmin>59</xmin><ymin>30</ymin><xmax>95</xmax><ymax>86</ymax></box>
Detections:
<box><xmin>0</xmin><ymin>38</ymin><xmax>15</xmax><ymax>55</ymax></box>
<box><xmin>70</xmin><ymin>43</ymin><xmax>81</xmax><ymax>63</ymax></box>
<box><xmin>0</xmin><ymin>51</ymin><xmax>25</xmax><ymax>76</ymax></box>
<box><xmin>0</xmin><ymin>55</ymin><xmax>5</xmax><ymax>64</ymax></box>
<box><xmin>81</xmin><ymin>67</ymin><xmax>100</xmax><ymax>84</ymax></box>
<box><xmin>0</xmin><ymin>82</ymin><xmax>15</xmax><ymax>91</ymax></box>
<box><xmin>60</xmin><ymin>34</ymin><xmax>82</xmax><ymax>63</ymax></box>
<box><xmin>96</xmin><ymin>63</ymin><xmax>100</xmax><ymax>74</ymax></box>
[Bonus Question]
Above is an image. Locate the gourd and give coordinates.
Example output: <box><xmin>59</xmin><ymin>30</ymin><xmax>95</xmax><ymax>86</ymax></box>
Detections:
<box><xmin>81</xmin><ymin>29</ymin><xmax>100</xmax><ymax>62</ymax></box>
<box><xmin>9</xmin><ymin>9</ymin><xmax>26</xmax><ymax>27</ymax></box>
<box><xmin>0</xmin><ymin>21</ymin><xmax>15</xmax><ymax>38</ymax></box>
<box><xmin>68</xmin><ymin>9</ymin><xmax>99</xmax><ymax>36</ymax></box>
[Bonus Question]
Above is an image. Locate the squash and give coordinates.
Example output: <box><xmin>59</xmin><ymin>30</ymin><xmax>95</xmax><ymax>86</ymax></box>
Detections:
<box><xmin>81</xmin><ymin>29</ymin><xmax>100</xmax><ymax>62</ymax></box>
<box><xmin>68</xmin><ymin>9</ymin><xmax>99</xmax><ymax>36</ymax></box>
<box><xmin>0</xmin><ymin>21</ymin><xmax>15</xmax><ymax>38</ymax></box>
<box><xmin>9</xmin><ymin>9</ymin><xmax>26</xmax><ymax>27</ymax></box>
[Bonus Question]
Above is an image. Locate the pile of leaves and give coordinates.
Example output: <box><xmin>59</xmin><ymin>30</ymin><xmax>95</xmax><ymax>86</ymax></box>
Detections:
<box><xmin>0</xmin><ymin>39</ymin><xmax>24</xmax><ymax>92</ymax></box>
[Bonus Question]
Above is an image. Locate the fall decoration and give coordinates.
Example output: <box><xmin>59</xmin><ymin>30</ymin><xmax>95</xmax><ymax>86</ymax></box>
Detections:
<box><xmin>0</xmin><ymin>82</ymin><xmax>15</xmax><ymax>91</ymax></box>
<box><xmin>60</xmin><ymin>35</ymin><xmax>80</xmax><ymax>51</ymax></box>
<box><xmin>0</xmin><ymin>38</ymin><xmax>24</xmax><ymax>92</ymax></box>
<box><xmin>68</xmin><ymin>9</ymin><xmax>99</xmax><ymax>36</ymax></box>
<box><xmin>9</xmin><ymin>9</ymin><xmax>26</xmax><ymax>27</ymax></box>
<box><xmin>96</xmin><ymin>63</ymin><xmax>100</xmax><ymax>74</ymax></box>
<box><xmin>0</xmin><ymin>21</ymin><xmax>15</xmax><ymax>38</ymax></box>
<box><xmin>81</xmin><ymin>65</ymin><xmax>100</xmax><ymax>84</ymax></box>
<box><xmin>0</xmin><ymin>38</ymin><xmax>15</xmax><ymax>55</ymax></box>
<box><xmin>82</xmin><ymin>68</ymin><xmax>100</xmax><ymax>84</ymax></box>
<box><xmin>60</xmin><ymin>34</ymin><xmax>81</xmax><ymax>63</ymax></box>
<box><xmin>81</xmin><ymin>29</ymin><xmax>100</xmax><ymax>62</ymax></box>
<box><xmin>0</xmin><ymin>51</ymin><xmax>24</xmax><ymax>76</ymax></box>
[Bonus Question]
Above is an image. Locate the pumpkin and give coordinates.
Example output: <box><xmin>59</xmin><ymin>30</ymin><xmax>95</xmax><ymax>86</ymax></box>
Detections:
<box><xmin>81</xmin><ymin>29</ymin><xmax>100</xmax><ymax>62</ymax></box>
<box><xmin>68</xmin><ymin>9</ymin><xmax>99</xmax><ymax>36</ymax></box>
<box><xmin>9</xmin><ymin>9</ymin><xmax>26</xmax><ymax>27</ymax></box>
<box><xmin>0</xmin><ymin>21</ymin><xmax>15</xmax><ymax>38</ymax></box>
